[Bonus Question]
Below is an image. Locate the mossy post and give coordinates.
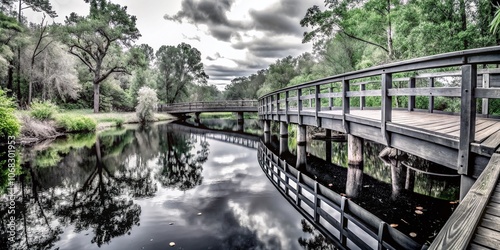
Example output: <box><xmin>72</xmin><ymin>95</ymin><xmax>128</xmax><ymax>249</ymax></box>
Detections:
<box><xmin>279</xmin><ymin>122</ymin><xmax>288</xmax><ymax>156</ymax></box>
<box><xmin>296</xmin><ymin>125</ymin><xmax>307</xmax><ymax>170</ymax></box>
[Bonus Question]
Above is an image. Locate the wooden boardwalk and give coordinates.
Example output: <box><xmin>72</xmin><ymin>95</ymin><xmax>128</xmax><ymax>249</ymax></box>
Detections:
<box><xmin>258</xmin><ymin>46</ymin><xmax>500</xmax><ymax>249</ymax></box>
<box><xmin>322</xmin><ymin>109</ymin><xmax>500</xmax><ymax>156</ymax></box>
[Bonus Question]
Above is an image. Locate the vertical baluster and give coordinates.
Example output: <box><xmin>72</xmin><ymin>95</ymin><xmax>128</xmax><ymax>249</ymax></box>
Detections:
<box><xmin>408</xmin><ymin>77</ymin><xmax>415</xmax><ymax>111</ymax></box>
<box><xmin>298</xmin><ymin>88</ymin><xmax>303</xmax><ymax>125</ymax></box>
<box><xmin>342</xmin><ymin>79</ymin><xmax>350</xmax><ymax>133</ymax></box>
<box><xmin>381</xmin><ymin>73</ymin><xmax>392</xmax><ymax>146</ymax></box>
<box><xmin>360</xmin><ymin>83</ymin><xmax>365</xmax><ymax>110</ymax></box>
<box><xmin>315</xmin><ymin>85</ymin><xmax>321</xmax><ymax>126</ymax></box>
<box><xmin>285</xmin><ymin>91</ymin><xmax>289</xmax><ymax>123</ymax></box>
<box><xmin>482</xmin><ymin>73</ymin><xmax>490</xmax><ymax>117</ymax></box>
<box><xmin>429</xmin><ymin>77</ymin><xmax>434</xmax><ymax>113</ymax></box>
<box><xmin>329</xmin><ymin>83</ymin><xmax>334</xmax><ymax>110</ymax></box>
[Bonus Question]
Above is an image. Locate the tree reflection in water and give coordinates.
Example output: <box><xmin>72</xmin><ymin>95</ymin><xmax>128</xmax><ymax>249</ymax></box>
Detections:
<box><xmin>156</xmin><ymin>124</ymin><xmax>209</xmax><ymax>190</ymax></box>
<box><xmin>298</xmin><ymin>219</ymin><xmax>335</xmax><ymax>250</ymax></box>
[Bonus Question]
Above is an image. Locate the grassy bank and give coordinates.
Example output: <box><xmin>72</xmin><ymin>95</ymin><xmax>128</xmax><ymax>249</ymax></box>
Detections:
<box><xmin>56</xmin><ymin>109</ymin><xmax>175</xmax><ymax>130</ymax></box>
<box><xmin>15</xmin><ymin>109</ymin><xmax>175</xmax><ymax>144</ymax></box>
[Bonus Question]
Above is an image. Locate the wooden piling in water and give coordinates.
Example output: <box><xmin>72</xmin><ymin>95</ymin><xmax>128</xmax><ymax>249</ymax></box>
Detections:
<box><xmin>296</xmin><ymin>125</ymin><xmax>307</xmax><ymax>169</ymax></box>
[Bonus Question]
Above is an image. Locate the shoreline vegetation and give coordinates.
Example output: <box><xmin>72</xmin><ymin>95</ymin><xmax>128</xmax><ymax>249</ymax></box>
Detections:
<box><xmin>15</xmin><ymin>109</ymin><xmax>175</xmax><ymax>146</ymax></box>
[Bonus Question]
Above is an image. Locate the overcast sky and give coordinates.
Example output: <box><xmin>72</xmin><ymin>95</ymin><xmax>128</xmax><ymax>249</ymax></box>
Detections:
<box><xmin>27</xmin><ymin>0</ymin><xmax>324</xmax><ymax>89</ymax></box>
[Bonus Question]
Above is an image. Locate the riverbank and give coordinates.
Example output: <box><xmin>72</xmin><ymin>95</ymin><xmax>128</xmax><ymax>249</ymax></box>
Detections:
<box><xmin>16</xmin><ymin>109</ymin><xmax>176</xmax><ymax>145</ymax></box>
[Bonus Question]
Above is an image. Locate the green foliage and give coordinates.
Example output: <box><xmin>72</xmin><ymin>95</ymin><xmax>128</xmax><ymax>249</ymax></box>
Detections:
<box><xmin>155</xmin><ymin>43</ymin><xmax>208</xmax><ymax>104</ymax></box>
<box><xmin>30</xmin><ymin>100</ymin><xmax>59</xmax><ymax>120</ymax></box>
<box><xmin>0</xmin><ymin>89</ymin><xmax>20</xmax><ymax>140</ymax></box>
<box><xmin>56</xmin><ymin>115</ymin><xmax>97</xmax><ymax>132</ymax></box>
<box><xmin>135</xmin><ymin>86</ymin><xmax>158</xmax><ymax>123</ymax></box>
<box><xmin>64</xmin><ymin>0</ymin><xmax>141</xmax><ymax>112</ymax></box>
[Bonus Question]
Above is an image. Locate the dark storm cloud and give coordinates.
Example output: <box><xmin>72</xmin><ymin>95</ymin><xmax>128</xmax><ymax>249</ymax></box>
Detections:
<box><xmin>232</xmin><ymin>37</ymin><xmax>305</xmax><ymax>59</ymax></box>
<box><xmin>165</xmin><ymin>0</ymin><xmax>246</xmax><ymax>42</ymax></box>
<box><xmin>205</xmin><ymin>64</ymin><xmax>263</xmax><ymax>81</ymax></box>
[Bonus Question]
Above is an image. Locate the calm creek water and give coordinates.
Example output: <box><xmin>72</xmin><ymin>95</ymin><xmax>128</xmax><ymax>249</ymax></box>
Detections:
<box><xmin>0</xmin><ymin>119</ymin><xmax>460</xmax><ymax>249</ymax></box>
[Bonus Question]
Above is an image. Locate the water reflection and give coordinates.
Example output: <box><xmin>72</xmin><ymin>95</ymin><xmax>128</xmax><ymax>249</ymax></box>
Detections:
<box><xmin>1</xmin><ymin>121</ymin><xmax>324</xmax><ymax>250</ymax></box>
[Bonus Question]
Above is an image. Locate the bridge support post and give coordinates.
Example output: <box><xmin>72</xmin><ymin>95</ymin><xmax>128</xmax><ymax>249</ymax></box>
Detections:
<box><xmin>236</xmin><ymin>112</ymin><xmax>244</xmax><ymax>132</ymax></box>
<box><xmin>296</xmin><ymin>125</ymin><xmax>307</xmax><ymax>170</ymax></box>
<box><xmin>194</xmin><ymin>112</ymin><xmax>201</xmax><ymax>126</ymax></box>
<box><xmin>264</xmin><ymin>120</ymin><xmax>271</xmax><ymax>144</ymax></box>
<box><xmin>346</xmin><ymin>164</ymin><xmax>363</xmax><ymax>198</ymax></box>
<box><xmin>405</xmin><ymin>168</ymin><xmax>415</xmax><ymax>191</ymax></box>
<box><xmin>346</xmin><ymin>134</ymin><xmax>363</xmax><ymax>198</ymax></box>
<box><xmin>279</xmin><ymin>122</ymin><xmax>288</xmax><ymax>156</ymax></box>
<box><xmin>348</xmin><ymin>134</ymin><xmax>363</xmax><ymax>165</ymax></box>
<box><xmin>325</xmin><ymin>129</ymin><xmax>332</xmax><ymax>163</ymax></box>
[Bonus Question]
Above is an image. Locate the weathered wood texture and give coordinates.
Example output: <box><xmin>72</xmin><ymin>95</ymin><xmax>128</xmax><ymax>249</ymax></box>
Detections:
<box><xmin>428</xmin><ymin>153</ymin><xmax>500</xmax><ymax>250</ymax></box>
<box><xmin>160</xmin><ymin>100</ymin><xmax>258</xmax><ymax>114</ymax></box>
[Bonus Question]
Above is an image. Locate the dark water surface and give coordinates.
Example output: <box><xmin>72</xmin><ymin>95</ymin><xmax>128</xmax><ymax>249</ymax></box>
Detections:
<box><xmin>2</xmin><ymin>121</ymin><xmax>327</xmax><ymax>250</ymax></box>
<box><xmin>1</xmin><ymin>119</ymin><xmax>461</xmax><ymax>250</ymax></box>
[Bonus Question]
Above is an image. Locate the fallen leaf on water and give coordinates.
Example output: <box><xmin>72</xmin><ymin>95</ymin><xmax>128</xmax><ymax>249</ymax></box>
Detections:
<box><xmin>416</xmin><ymin>206</ymin><xmax>423</xmax><ymax>210</ymax></box>
<box><xmin>390</xmin><ymin>224</ymin><xmax>398</xmax><ymax>228</ymax></box>
<box><xmin>409</xmin><ymin>232</ymin><xmax>417</xmax><ymax>237</ymax></box>
<box><xmin>169</xmin><ymin>242</ymin><xmax>176</xmax><ymax>247</ymax></box>
<box><xmin>415</xmin><ymin>210</ymin><xmax>423</xmax><ymax>214</ymax></box>
<box><xmin>328</xmin><ymin>183</ymin><xmax>333</xmax><ymax>187</ymax></box>
<box><xmin>197</xmin><ymin>212</ymin><xmax>202</xmax><ymax>216</ymax></box>
<box><xmin>400</xmin><ymin>219</ymin><xmax>410</xmax><ymax>225</ymax></box>
<box><xmin>169</xmin><ymin>222</ymin><xmax>174</xmax><ymax>225</ymax></box>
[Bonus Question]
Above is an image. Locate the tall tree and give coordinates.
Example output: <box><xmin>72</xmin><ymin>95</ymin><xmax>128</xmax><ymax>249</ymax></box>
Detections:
<box><xmin>300</xmin><ymin>0</ymin><xmax>399</xmax><ymax>59</ymax></box>
<box><xmin>64</xmin><ymin>0</ymin><xmax>141</xmax><ymax>113</ymax></box>
<box><xmin>155</xmin><ymin>43</ymin><xmax>208</xmax><ymax>104</ymax></box>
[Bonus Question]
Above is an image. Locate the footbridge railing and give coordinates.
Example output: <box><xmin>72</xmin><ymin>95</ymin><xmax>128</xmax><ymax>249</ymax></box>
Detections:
<box><xmin>159</xmin><ymin>100</ymin><xmax>258</xmax><ymax>114</ymax></box>
<box><xmin>258</xmin><ymin>142</ymin><xmax>424</xmax><ymax>250</ymax></box>
<box><xmin>258</xmin><ymin>46</ymin><xmax>500</xmax><ymax>177</ymax></box>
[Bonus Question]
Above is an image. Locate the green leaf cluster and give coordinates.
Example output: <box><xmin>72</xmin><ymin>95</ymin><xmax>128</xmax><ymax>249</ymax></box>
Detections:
<box><xmin>0</xmin><ymin>89</ymin><xmax>20</xmax><ymax>139</ymax></box>
<box><xmin>55</xmin><ymin>115</ymin><xmax>97</xmax><ymax>132</ymax></box>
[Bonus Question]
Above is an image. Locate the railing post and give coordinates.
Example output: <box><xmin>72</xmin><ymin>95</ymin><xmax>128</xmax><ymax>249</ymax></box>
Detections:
<box><xmin>340</xmin><ymin>196</ymin><xmax>348</xmax><ymax>246</ymax></box>
<box><xmin>482</xmin><ymin>73</ymin><xmax>490</xmax><ymax>117</ymax></box>
<box><xmin>314</xmin><ymin>181</ymin><xmax>319</xmax><ymax>223</ymax></box>
<box><xmin>315</xmin><ymin>85</ymin><xmax>321</xmax><ymax>126</ymax></box>
<box><xmin>270</xmin><ymin>95</ymin><xmax>275</xmax><ymax>117</ymax></box>
<box><xmin>342</xmin><ymin>79</ymin><xmax>350</xmax><ymax>133</ymax></box>
<box><xmin>276</xmin><ymin>93</ymin><xmax>279</xmax><ymax>116</ymax></box>
<box><xmin>329</xmin><ymin>83</ymin><xmax>334</xmax><ymax>110</ymax></box>
<box><xmin>408</xmin><ymin>77</ymin><xmax>415</xmax><ymax>111</ymax></box>
<box><xmin>298</xmin><ymin>89</ymin><xmax>303</xmax><ymax>125</ymax></box>
<box><xmin>285</xmin><ymin>91</ymin><xmax>289</xmax><ymax>123</ymax></box>
<box><xmin>360</xmin><ymin>83</ymin><xmax>365</xmax><ymax>110</ymax></box>
<box><xmin>458</xmin><ymin>64</ymin><xmax>477</xmax><ymax>198</ymax></box>
<box><xmin>382</xmin><ymin>73</ymin><xmax>392</xmax><ymax>146</ymax></box>
<box><xmin>429</xmin><ymin>77</ymin><xmax>434</xmax><ymax>113</ymax></box>
<box><xmin>377</xmin><ymin>222</ymin><xmax>387</xmax><ymax>250</ymax></box>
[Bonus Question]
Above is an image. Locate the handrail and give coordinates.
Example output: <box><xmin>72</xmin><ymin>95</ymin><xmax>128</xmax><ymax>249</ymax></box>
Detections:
<box><xmin>259</xmin><ymin>46</ymin><xmax>500</xmax><ymax>97</ymax></box>
<box><xmin>258</xmin><ymin>142</ymin><xmax>424</xmax><ymax>250</ymax></box>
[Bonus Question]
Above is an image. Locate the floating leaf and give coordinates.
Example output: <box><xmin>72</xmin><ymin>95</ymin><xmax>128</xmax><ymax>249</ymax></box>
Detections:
<box><xmin>328</xmin><ymin>183</ymin><xmax>333</xmax><ymax>187</ymax></box>
<box><xmin>169</xmin><ymin>242</ymin><xmax>176</xmax><ymax>247</ymax></box>
<box><xmin>416</xmin><ymin>206</ymin><xmax>423</xmax><ymax>210</ymax></box>
<box><xmin>409</xmin><ymin>232</ymin><xmax>417</xmax><ymax>237</ymax></box>
<box><xmin>197</xmin><ymin>212</ymin><xmax>202</xmax><ymax>216</ymax></box>
<box><xmin>390</xmin><ymin>224</ymin><xmax>398</xmax><ymax>228</ymax></box>
<box><xmin>415</xmin><ymin>210</ymin><xmax>423</xmax><ymax>214</ymax></box>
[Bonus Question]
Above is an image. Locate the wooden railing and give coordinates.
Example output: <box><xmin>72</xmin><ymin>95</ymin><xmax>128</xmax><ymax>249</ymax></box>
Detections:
<box><xmin>159</xmin><ymin>100</ymin><xmax>258</xmax><ymax>113</ymax></box>
<box><xmin>258</xmin><ymin>142</ymin><xmax>424</xmax><ymax>250</ymax></box>
<box><xmin>258</xmin><ymin>46</ymin><xmax>500</xmax><ymax>176</ymax></box>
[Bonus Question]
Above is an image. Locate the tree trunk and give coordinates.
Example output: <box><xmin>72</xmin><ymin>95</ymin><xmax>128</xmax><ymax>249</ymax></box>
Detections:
<box><xmin>94</xmin><ymin>83</ymin><xmax>100</xmax><ymax>113</ymax></box>
<box><xmin>460</xmin><ymin>0</ymin><xmax>468</xmax><ymax>49</ymax></box>
<box><xmin>7</xmin><ymin>60</ymin><xmax>14</xmax><ymax>97</ymax></box>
